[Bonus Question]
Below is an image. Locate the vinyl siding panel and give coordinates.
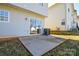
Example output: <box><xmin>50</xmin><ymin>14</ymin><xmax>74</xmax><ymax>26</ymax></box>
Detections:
<box><xmin>0</xmin><ymin>4</ymin><xmax>44</xmax><ymax>36</ymax></box>
<box><xmin>45</xmin><ymin>3</ymin><xmax>66</xmax><ymax>31</ymax></box>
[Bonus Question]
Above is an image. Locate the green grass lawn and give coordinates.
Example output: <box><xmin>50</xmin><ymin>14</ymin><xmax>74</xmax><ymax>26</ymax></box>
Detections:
<box><xmin>0</xmin><ymin>38</ymin><xmax>79</xmax><ymax>56</ymax></box>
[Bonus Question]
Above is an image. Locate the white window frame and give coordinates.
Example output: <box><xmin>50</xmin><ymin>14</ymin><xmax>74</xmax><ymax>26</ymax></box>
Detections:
<box><xmin>0</xmin><ymin>10</ymin><xmax>10</xmax><ymax>23</ymax></box>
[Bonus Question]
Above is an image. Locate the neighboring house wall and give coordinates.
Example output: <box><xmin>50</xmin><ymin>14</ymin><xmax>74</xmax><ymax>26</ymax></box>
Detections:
<box><xmin>0</xmin><ymin>4</ymin><xmax>45</xmax><ymax>36</ymax></box>
<box><xmin>45</xmin><ymin>3</ymin><xmax>76</xmax><ymax>31</ymax></box>
<box><xmin>45</xmin><ymin>3</ymin><xmax>66</xmax><ymax>31</ymax></box>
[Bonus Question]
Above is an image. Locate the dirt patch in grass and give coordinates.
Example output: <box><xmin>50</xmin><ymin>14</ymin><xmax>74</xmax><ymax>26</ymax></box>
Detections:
<box><xmin>0</xmin><ymin>38</ymin><xmax>32</xmax><ymax>56</ymax></box>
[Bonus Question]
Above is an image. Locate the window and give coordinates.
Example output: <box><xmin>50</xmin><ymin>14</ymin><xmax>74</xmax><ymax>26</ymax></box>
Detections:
<box><xmin>61</xmin><ymin>19</ymin><xmax>65</xmax><ymax>25</ymax></box>
<box><xmin>61</xmin><ymin>22</ymin><xmax>65</xmax><ymax>25</ymax></box>
<box><xmin>68</xmin><ymin>8</ymin><xmax>70</xmax><ymax>12</ymax></box>
<box><xmin>0</xmin><ymin>10</ymin><xmax>9</xmax><ymax>22</ymax></box>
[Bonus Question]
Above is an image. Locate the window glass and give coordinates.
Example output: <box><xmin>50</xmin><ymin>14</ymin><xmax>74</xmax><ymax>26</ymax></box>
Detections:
<box><xmin>61</xmin><ymin>19</ymin><xmax>65</xmax><ymax>25</ymax></box>
<box><xmin>61</xmin><ymin>22</ymin><xmax>65</xmax><ymax>25</ymax></box>
<box><xmin>0</xmin><ymin>11</ymin><xmax>4</xmax><ymax>16</ymax></box>
<box><xmin>68</xmin><ymin>8</ymin><xmax>70</xmax><ymax>12</ymax></box>
<box><xmin>4</xmin><ymin>11</ymin><xmax>8</xmax><ymax>16</ymax></box>
<box><xmin>30</xmin><ymin>18</ymin><xmax>43</xmax><ymax>34</ymax></box>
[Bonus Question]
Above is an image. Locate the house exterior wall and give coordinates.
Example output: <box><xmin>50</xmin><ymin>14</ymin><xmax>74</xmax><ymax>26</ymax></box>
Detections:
<box><xmin>45</xmin><ymin>3</ymin><xmax>66</xmax><ymax>31</ymax></box>
<box><xmin>10</xmin><ymin>3</ymin><xmax>48</xmax><ymax>16</ymax></box>
<box><xmin>45</xmin><ymin>3</ymin><xmax>76</xmax><ymax>31</ymax></box>
<box><xmin>0</xmin><ymin>4</ymin><xmax>45</xmax><ymax>36</ymax></box>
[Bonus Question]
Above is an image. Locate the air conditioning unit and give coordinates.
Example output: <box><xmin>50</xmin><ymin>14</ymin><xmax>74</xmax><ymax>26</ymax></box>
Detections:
<box><xmin>37</xmin><ymin>28</ymin><xmax>50</xmax><ymax>35</ymax></box>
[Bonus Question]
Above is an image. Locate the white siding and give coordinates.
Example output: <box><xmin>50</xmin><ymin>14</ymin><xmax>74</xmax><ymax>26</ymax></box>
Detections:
<box><xmin>45</xmin><ymin>3</ymin><xmax>66</xmax><ymax>31</ymax></box>
<box><xmin>0</xmin><ymin>4</ymin><xmax>45</xmax><ymax>36</ymax></box>
<box><xmin>10</xmin><ymin>3</ymin><xmax>48</xmax><ymax>16</ymax></box>
<box><xmin>0</xmin><ymin>10</ymin><xmax>30</xmax><ymax>36</ymax></box>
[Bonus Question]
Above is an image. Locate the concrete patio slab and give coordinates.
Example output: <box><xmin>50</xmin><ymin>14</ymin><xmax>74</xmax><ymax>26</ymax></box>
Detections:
<box><xmin>19</xmin><ymin>35</ymin><xmax>65</xmax><ymax>56</ymax></box>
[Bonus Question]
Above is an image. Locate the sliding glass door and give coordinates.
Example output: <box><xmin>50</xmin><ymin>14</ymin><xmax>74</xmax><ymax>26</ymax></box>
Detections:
<box><xmin>30</xmin><ymin>18</ymin><xmax>43</xmax><ymax>34</ymax></box>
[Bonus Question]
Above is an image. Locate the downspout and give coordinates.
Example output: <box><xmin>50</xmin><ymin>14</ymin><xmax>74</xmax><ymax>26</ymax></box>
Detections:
<box><xmin>65</xmin><ymin>3</ymin><xmax>67</xmax><ymax>31</ymax></box>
